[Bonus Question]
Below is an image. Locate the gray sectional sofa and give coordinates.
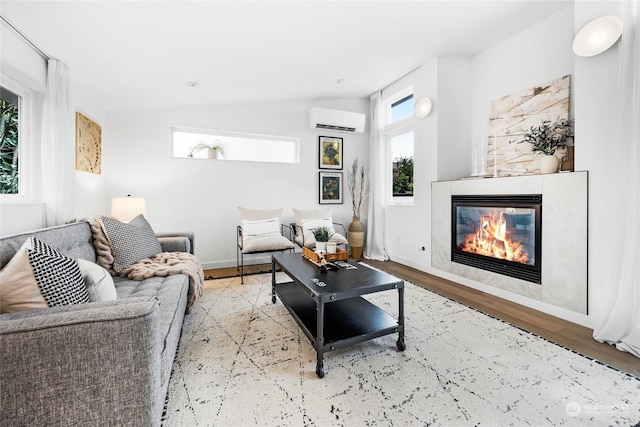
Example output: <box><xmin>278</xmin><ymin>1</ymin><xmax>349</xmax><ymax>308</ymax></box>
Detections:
<box><xmin>0</xmin><ymin>222</ymin><xmax>195</xmax><ymax>426</ymax></box>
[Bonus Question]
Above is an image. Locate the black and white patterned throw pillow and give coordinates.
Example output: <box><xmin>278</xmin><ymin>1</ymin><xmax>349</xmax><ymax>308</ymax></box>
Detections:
<box><xmin>26</xmin><ymin>237</ymin><xmax>89</xmax><ymax>307</ymax></box>
<box><xmin>100</xmin><ymin>214</ymin><xmax>163</xmax><ymax>272</ymax></box>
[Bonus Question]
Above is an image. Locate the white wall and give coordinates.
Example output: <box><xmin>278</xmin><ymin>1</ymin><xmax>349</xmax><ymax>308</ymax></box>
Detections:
<box><xmin>0</xmin><ymin>20</ymin><xmax>47</xmax><ymax>235</ymax></box>
<box><xmin>74</xmin><ymin>92</ymin><xmax>108</xmax><ymax>219</ymax></box>
<box><xmin>383</xmin><ymin>56</ymin><xmax>473</xmax><ymax>272</ymax></box>
<box><xmin>403</xmin><ymin>2</ymin><xmax>635</xmax><ymax>330</ymax></box>
<box><xmin>381</xmin><ymin>4</ymin><xmax>618</xmax><ymax>328</ymax></box>
<box><xmin>0</xmin><ymin>19</ymin><xmax>107</xmax><ymax>233</ymax></box>
<box><xmin>573</xmin><ymin>0</ymin><xmax>627</xmax><ymax>327</ymax></box>
<box><xmin>103</xmin><ymin>99</ymin><xmax>368</xmax><ymax>269</ymax></box>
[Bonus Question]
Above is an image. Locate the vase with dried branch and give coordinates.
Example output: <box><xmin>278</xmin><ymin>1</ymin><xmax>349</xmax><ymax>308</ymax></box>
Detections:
<box><xmin>347</xmin><ymin>158</ymin><xmax>369</xmax><ymax>259</ymax></box>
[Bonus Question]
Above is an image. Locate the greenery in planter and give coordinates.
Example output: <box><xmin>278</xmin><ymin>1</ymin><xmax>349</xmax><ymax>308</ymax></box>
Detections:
<box><xmin>348</xmin><ymin>157</ymin><xmax>369</xmax><ymax>218</ymax></box>
<box><xmin>0</xmin><ymin>97</ymin><xmax>19</xmax><ymax>194</ymax></box>
<box><xmin>188</xmin><ymin>141</ymin><xmax>227</xmax><ymax>158</ymax></box>
<box><xmin>520</xmin><ymin>118</ymin><xmax>574</xmax><ymax>156</ymax></box>
<box><xmin>393</xmin><ymin>156</ymin><xmax>414</xmax><ymax>196</ymax></box>
<box><xmin>312</xmin><ymin>226</ymin><xmax>331</xmax><ymax>242</ymax></box>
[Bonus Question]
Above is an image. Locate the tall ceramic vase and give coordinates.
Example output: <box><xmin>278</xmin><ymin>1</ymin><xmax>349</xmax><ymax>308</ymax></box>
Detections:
<box><xmin>348</xmin><ymin>216</ymin><xmax>365</xmax><ymax>260</ymax></box>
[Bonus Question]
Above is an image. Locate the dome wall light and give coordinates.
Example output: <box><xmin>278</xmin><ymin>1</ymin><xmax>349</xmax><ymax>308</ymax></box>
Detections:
<box><xmin>573</xmin><ymin>15</ymin><xmax>623</xmax><ymax>57</ymax></box>
<box><xmin>414</xmin><ymin>97</ymin><xmax>433</xmax><ymax>118</ymax></box>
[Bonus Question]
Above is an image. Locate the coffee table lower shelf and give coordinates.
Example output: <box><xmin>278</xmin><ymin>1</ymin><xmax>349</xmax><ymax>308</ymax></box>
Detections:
<box><xmin>273</xmin><ymin>281</ymin><xmax>404</xmax><ymax>378</ymax></box>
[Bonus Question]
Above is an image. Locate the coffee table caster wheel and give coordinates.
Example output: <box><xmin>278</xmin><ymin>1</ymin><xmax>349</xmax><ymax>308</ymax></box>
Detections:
<box><xmin>272</xmin><ymin>295</ymin><xmax>276</xmax><ymax>304</ymax></box>
<box><xmin>396</xmin><ymin>337</ymin><xmax>406</xmax><ymax>351</ymax></box>
<box><xmin>316</xmin><ymin>363</ymin><xmax>324</xmax><ymax>378</ymax></box>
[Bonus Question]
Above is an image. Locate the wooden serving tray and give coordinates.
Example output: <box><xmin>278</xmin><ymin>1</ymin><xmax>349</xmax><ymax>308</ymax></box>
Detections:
<box><xmin>302</xmin><ymin>246</ymin><xmax>348</xmax><ymax>263</ymax></box>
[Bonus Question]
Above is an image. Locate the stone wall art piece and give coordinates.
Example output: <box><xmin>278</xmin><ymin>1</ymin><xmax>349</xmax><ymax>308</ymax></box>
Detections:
<box><xmin>487</xmin><ymin>75</ymin><xmax>571</xmax><ymax>176</ymax></box>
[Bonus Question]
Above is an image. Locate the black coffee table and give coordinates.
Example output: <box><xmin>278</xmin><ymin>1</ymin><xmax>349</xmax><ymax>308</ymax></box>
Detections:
<box><xmin>271</xmin><ymin>253</ymin><xmax>405</xmax><ymax>378</ymax></box>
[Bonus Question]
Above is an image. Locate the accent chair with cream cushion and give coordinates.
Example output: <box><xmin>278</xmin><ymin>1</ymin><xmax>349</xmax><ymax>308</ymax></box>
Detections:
<box><xmin>291</xmin><ymin>208</ymin><xmax>348</xmax><ymax>251</ymax></box>
<box><xmin>237</xmin><ymin>207</ymin><xmax>294</xmax><ymax>283</ymax></box>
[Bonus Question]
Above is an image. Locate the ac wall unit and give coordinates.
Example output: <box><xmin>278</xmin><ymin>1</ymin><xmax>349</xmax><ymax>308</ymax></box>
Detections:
<box><xmin>309</xmin><ymin>107</ymin><xmax>366</xmax><ymax>134</ymax></box>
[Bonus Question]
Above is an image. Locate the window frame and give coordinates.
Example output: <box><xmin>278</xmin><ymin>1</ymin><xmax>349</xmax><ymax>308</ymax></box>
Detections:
<box><xmin>381</xmin><ymin>86</ymin><xmax>416</xmax><ymax>206</ymax></box>
<box><xmin>384</xmin><ymin>127</ymin><xmax>415</xmax><ymax>206</ymax></box>
<box><xmin>0</xmin><ymin>77</ymin><xmax>35</xmax><ymax>202</ymax></box>
<box><xmin>170</xmin><ymin>126</ymin><xmax>300</xmax><ymax>164</ymax></box>
<box><xmin>383</xmin><ymin>86</ymin><xmax>415</xmax><ymax>127</ymax></box>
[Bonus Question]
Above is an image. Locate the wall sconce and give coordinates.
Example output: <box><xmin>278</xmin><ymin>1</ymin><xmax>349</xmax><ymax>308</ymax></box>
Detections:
<box><xmin>111</xmin><ymin>195</ymin><xmax>146</xmax><ymax>222</ymax></box>
<box><xmin>573</xmin><ymin>15</ymin><xmax>623</xmax><ymax>57</ymax></box>
<box><xmin>414</xmin><ymin>97</ymin><xmax>433</xmax><ymax>118</ymax></box>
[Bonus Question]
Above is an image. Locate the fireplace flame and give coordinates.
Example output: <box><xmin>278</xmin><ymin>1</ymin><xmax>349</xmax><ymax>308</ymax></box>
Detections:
<box><xmin>461</xmin><ymin>211</ymin><xmax>529</xmax><ymax>264</ymax></box>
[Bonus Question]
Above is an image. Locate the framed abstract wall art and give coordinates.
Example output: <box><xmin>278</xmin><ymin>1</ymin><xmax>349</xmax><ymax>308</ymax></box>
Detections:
<box><xmin>319</xmin><ymin>136</ymin><xmax>343</xmax><ymax>169</ymax></box>
<box><xmin>319</xmin><ymin>171</ymin><xmax>343</xmax><ymax>204</ymax></box>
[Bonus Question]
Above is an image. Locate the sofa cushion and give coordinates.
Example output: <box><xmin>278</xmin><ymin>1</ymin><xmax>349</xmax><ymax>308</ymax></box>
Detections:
<box><xmin>241</xmin><ymin>234</ymin><xmax>294</xmax><ymax>253</ymax></box>
<box><xmin>0</xmin><ymin>237</ymin><xmax>88</xmax><ymax>313</ymax></box>
<box><xmin>293</xmin><ymin>209</ymin><xmax>348</xmax><ymax>248</ymax></box>
<box><xmin>101</xmin><ymin>215</ymin><xmax>162</xmax><ymax>273</ymax></box>
<box><xmin>77</xmin><ymin>259</ymin><xmax>117</xmax><ymax>302</ymax></box>
<box><xmin>0</xmin><ymin>239</ymin><xmax>48</xmax><ymax>313</ymax></box>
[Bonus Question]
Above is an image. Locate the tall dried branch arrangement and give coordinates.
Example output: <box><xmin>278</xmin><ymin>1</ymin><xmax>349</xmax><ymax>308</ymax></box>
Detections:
<box><xmin>348</xmin><ymin>157</ymin><xmax>369</xmax><ymax>218</ymax></box>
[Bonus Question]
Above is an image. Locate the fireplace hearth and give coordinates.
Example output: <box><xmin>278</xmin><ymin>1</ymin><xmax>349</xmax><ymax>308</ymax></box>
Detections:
<box><xmin>451</xmin><ymin>194</ymin><xmax>542</xmax><ymax>284</ymax></box>
<box><xmin>432</xmin><ymin>172</ymin><xmax>588</xmax><ymax>314</ymax></box>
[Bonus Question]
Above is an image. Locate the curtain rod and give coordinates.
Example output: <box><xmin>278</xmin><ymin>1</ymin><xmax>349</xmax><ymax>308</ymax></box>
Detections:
<box><xmin>1</xmin><ymin>15</ymin><xmax>51</xmax><ymax>61</ymax></box>
<box><xmin>378</xmin><ymin>65</ymin><xmax>421</xmax><ymax>94</ymax></box>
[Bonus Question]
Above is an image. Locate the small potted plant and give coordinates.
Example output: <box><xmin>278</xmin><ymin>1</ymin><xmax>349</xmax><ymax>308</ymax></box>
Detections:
<box><xmin>312</xmin><ymin>226</ymin><xmax>330</xmax><ymax>253</ymax></box>
<box><xmin>520</xmin><ymin>118</ymin><xmax>573</xmax><ymax>173</ymax></box>
<box><xmin>188</xmin><ymin>141</ymin><xmax>227</xmax><ymax>159</ymax></box>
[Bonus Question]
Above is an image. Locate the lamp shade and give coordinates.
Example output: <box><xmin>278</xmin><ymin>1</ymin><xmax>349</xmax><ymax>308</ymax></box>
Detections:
<box><xmin>414</xmin><ymin>97</ymin><xmax>433</xmax><ymax>118</ymax></box>
<box><xmin>573</xmin><ymin>15</ymin><xmax>623</xmax><ymax>57</ymax></box>
<box><xmin>111</xmin><ymin>197</ymin><xmax>146</xmax><ymax>222</ymax></box>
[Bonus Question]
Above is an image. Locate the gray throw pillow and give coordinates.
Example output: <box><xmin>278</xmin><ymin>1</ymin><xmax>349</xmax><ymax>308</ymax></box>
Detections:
<box><xmin>101</xmin><ymin>214</ymin><xmax>163</xmax><ymax>273</ymax></box>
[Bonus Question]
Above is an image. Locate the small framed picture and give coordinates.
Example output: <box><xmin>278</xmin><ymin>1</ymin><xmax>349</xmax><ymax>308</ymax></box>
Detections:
<box><xmin>319</xmin><ymin>172</ymin><xmax>343</xmax><ymax>204</ymax></box>
<box><xmin>319</xmin><ymin>136</ymin><xmax>343</xmax><ymax>169</ymax></box>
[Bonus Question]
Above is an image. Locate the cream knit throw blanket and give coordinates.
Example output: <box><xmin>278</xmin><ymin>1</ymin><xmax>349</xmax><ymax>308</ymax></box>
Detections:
<box><xmin>82</xmin><ymin>216</ymin><xmax>204</xmax><ymax>313</ymax></box>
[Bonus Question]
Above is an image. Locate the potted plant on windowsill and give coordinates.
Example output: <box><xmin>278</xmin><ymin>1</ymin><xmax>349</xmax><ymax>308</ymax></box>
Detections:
<box><xmin>188</xmin><ymin>141</ymin><xmax>227</xmax><ymax>159</ymax></box>
<box><xmin>520</xmin><ymin>118</ymin><xmax>573</xmax><ymax>174</ymax></box>
<box><xmin>312</xmin><ymin>226</ymin><xmax>330</xmax><ymax>253</ymax></box>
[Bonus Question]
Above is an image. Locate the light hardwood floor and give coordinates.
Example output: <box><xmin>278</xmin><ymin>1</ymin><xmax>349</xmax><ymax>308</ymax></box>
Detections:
<box><xmin>204</xmin><ymin>260</ymin><xmax>640</xmax><ymax>378</ymax></box>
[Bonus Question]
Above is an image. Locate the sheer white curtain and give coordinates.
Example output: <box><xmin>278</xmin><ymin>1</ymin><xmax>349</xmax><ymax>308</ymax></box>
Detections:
<box><xmin>41</xmin><ymin>59</ymin><xmax>75</xmax><ymax>226</ymax></box>
<box><xmin>364</xmin><ymin>91</ymin><xmax>389</xmax><ymax>260</ymax></box>
<box><xmin>593</xmin><ymin>1</ymin><xmax>640</xmax><ymax>358</ymax></box>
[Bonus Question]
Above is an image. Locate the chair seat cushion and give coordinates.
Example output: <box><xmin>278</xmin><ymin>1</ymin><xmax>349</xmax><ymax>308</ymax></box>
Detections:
<box><xmin>294</xmin><ymin>215</ymin><xmax>349</xmax><ymax>249</ymax></box>
<box><xmin>241</xmin><ymin>235</ymin><xmax>294</xmax><ymax>254</ymax></box>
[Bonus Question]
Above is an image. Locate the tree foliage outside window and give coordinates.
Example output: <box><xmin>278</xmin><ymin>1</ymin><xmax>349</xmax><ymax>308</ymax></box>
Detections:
<box><xmin>393</xmin><ymin>156</ymin><xmax>413</xmax><ymax>196</ymax></box>
<box><xmin>0</xmin><ymin>90</ymin><xmax>19</xmax><ymax>194</ymax></box>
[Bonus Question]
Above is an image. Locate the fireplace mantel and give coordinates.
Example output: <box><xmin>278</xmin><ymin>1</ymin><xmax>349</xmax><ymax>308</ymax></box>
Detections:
<box><xmin>431</xmin><ymin>172</ymin><xmax>588</xmax><ymax>314</ymax></box>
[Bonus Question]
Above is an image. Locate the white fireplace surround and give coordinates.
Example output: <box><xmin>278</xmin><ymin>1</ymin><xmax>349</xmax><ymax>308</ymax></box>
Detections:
<box><xmin>431</xmin><ymin>171</ymin><xmax>588</xmax><ymax>314</ymax></box>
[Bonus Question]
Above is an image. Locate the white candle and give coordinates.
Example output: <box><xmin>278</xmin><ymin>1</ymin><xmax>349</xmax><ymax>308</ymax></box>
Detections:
<box><xmin>493</xmin><ymin>132</ymin><xmax>498</xmax><ymax>177</ymax></box>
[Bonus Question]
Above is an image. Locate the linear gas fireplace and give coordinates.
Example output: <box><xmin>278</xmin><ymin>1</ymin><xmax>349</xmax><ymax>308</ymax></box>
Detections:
<box><xmin>451</xmin><ymin>194</ymin><xmax>542</xmax><ymax>284</ymax></box>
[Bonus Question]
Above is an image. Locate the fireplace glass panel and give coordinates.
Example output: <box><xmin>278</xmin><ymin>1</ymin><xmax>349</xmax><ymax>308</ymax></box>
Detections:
<box><xmin>455</xmin><ymin>206</ymin><xmax>536</xmax><ymax>266</ymax></box>
<box><xmin>451</xmin><ymin>194</ymin><xmax>542</xmax><ymax>284</ymax></box>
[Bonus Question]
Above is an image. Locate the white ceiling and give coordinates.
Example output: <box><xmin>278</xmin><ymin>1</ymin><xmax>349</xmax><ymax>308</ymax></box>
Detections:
<box><xmin>1</xmin><ymin>1</ymin><xmax>572</xmax><ymax>112</ymax></box>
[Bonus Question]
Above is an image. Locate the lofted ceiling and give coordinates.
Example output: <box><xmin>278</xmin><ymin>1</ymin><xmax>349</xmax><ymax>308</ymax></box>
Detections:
<box><xmin>0</xmin><ymin>1</ymin><xmax>572</xmax><ymax>112</ymax></box>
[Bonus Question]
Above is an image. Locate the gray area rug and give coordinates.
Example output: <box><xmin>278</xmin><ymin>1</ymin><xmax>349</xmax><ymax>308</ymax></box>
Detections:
<box><xmin>163</xmin><ymin>271</ymin><xmax>640</xmax><ymax>426</ymax></box>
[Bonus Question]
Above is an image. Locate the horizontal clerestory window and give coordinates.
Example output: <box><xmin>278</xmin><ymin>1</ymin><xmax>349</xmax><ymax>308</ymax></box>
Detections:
<box><xmin>171</xmin><ymin>127</ymin><xmax>300</xmax><ymax>164</ymax></box>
